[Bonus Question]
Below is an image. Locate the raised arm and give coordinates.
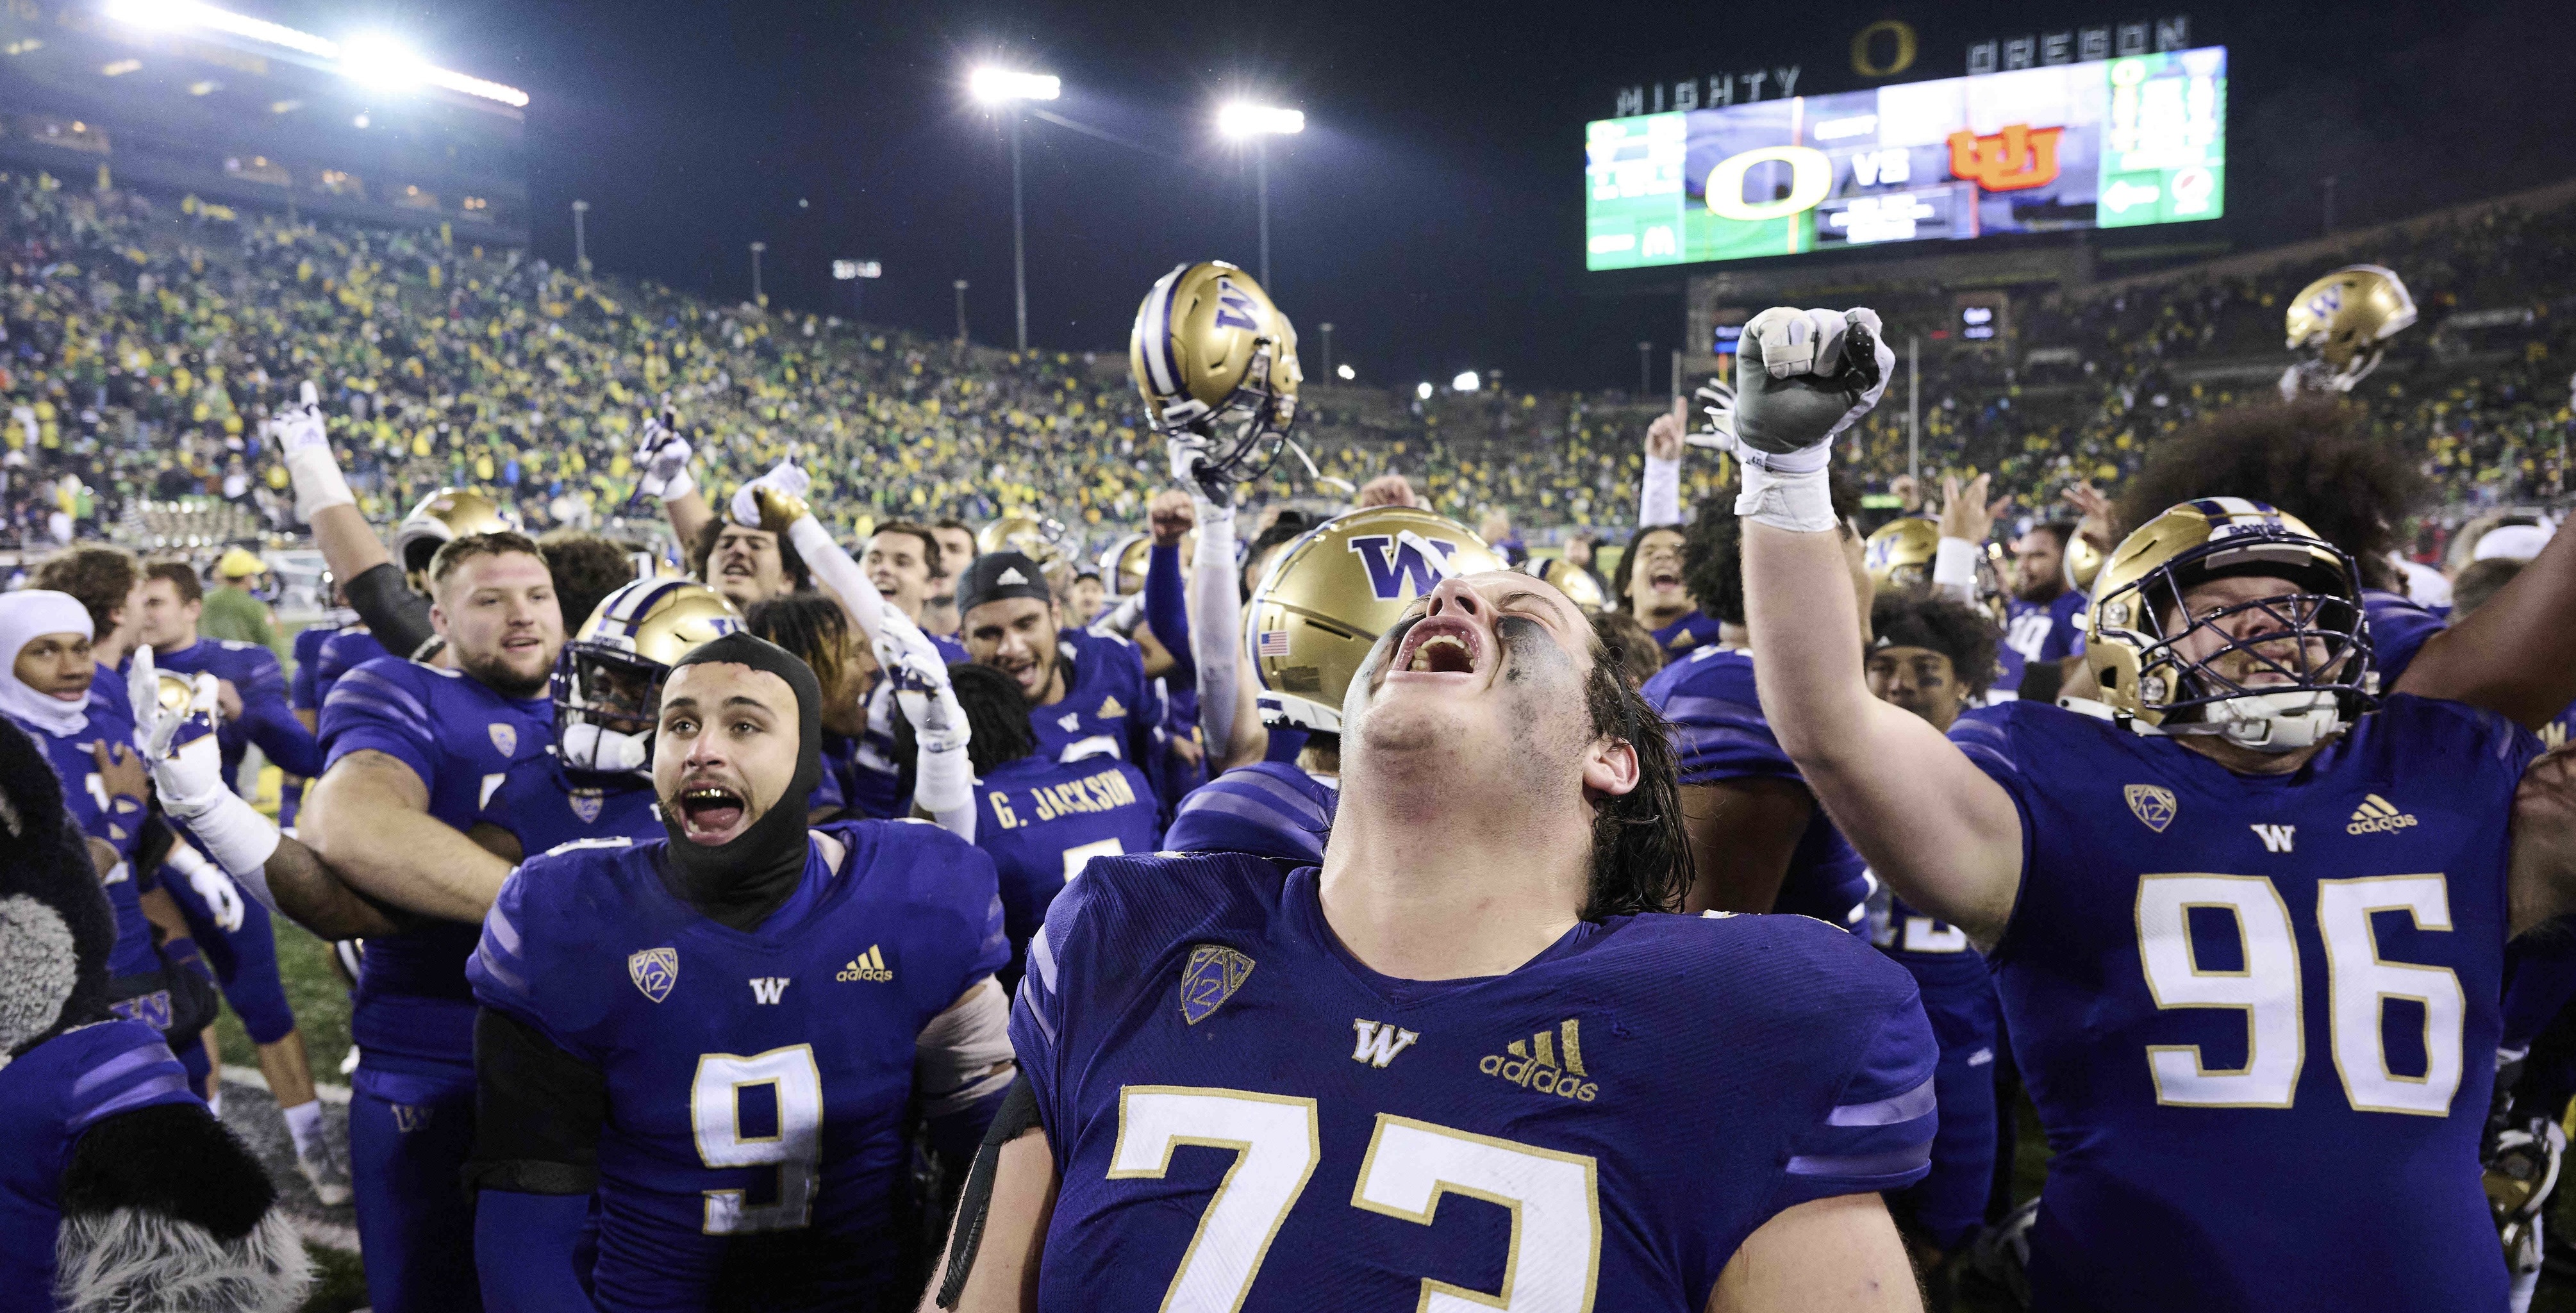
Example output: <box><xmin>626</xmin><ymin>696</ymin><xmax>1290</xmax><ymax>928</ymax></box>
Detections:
<box><xmin>1729</xmin><ymin>307</ymin><xmax>2023</xmax><ymax>941</ymax></box>
<box><xmin>272</xmin><ymin>383</ymin><xmax>438</xmax><ymax>659</ymax></box>
<box><xmin>630</xmin><ymin>409</ymin><xmax>716</xmax><ymax>551</ymax></box>
<box><xmin>922</xmin><ymin>1105</ymin><xmax>1055</xmax><ymax>1313</ymax></box>
<box><xmin>2402</xmin><ymin>523</ymin><xmax>2576</xmax><ymax>729</ymax></box>
<box><xmin>1640</xmin><ymin>397</ymin><xmax>1686</xmax><ymax>527</ymax></box>
<box><xmin>1143</xmin><ymin>491</ymin><xmax>1196</xmax><ymax>687</ymax></box>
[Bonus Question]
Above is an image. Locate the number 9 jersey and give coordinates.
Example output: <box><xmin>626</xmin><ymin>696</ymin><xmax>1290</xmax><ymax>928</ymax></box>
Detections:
<box><xmin>1010</xmin><ymin>852</ymin><xmax>1939</xmax><ymax>1311</ymax></box>
<box><xmin>1951</xmin><ymin>693</ymin><xmax>2541</xmax><ymax>1312</ymax></box>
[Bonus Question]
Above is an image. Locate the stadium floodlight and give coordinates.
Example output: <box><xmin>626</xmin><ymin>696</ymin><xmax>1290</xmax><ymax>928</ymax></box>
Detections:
<box><xmin>969</xmin><ymin>65</ymin><xmax>1059</xmax><ymax>351</ymax></box>
<box><xmin>1337</xmin><ymin>363</ymin><xmax>1355</xmax><ymax>381</ymax></box>
<box><xmin>1217</xmin><ymin>103</ymin><xmax>1304</xmax><ymax>138</ymax></box>
<box><xmin>101</xmin><ymin>0</ymin><xmax>528</xmax><ymax>107</ymax></box>
<box><xmin>1452</xmin><ymin>371</ymin><xmax>1481</xmax><ymax>393</ymax></box>
<box><xmin>1416</xmin><ymin>382</ymin><xmax>1434</xmax><ymax>401</ymax></box>
<box><xmin>1218</xmin><ymin>103</ymin><xmax>1304</xmax><ymax>289</ymax></box>
<box><xmin>969</xmin><ymin>67</ymin><xmax>1060</xmax><ymax>103</ymax></box>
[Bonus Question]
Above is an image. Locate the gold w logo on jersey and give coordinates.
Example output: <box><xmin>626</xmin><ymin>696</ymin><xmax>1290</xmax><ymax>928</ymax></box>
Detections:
<box><xmin>2348</xmin><ymin>793</ymin><xmax>2418</xmax><ymax>836</ymax></box>
<box><xmin>2125</xmin><ymin>784</ymin><xmax>2177</xmax><ymax>833</ymax></box>
<box><xmin>1479</xmin><ymin>1019</ymin><xmax>1598</xmax><ymax>1102</ymax></box>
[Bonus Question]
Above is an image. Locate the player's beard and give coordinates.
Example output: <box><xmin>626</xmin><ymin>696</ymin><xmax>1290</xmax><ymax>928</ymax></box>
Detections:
<box><xmin>457</xmin><ymin>645</ymin><xmax>552</xmax><ymax>700</ymax></box>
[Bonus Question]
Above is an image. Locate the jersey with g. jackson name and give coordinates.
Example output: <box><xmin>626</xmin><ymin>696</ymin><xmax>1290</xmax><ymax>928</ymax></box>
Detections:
<box><xmin>1011</xmin><ymin>853</ymin><xmax>1937</xmax><ymax>1312</ymax></box>
<box><xmin>1641</xmin><ymin>645</ymin><xmax>1874</xmax><ymax>928</ymax></box>
<box><xmin>1950</xmin><ymin>692</ymin><xmax>2541</xmax><ymax>1312</ymax></box>
<box><xmin>972</xmin><ymin>752</ymin><xmax>1160</xmax><ymax>993</ymax></box>
<box><xmin>469</xmin><ymin>818</ymin><xmax>1007</xmax><ymax>1312</ymax></box>
<box><xmin>320</xmin><ymin>656</ymin><xmax>552</xmax><ymax>1075</ymax></box>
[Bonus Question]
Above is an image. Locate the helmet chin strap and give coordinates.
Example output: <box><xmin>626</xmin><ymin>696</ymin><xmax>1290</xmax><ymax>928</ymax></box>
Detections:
<box><xmin>560</xmin><ymin>720</ymin><xmax>651</xmax><ymax>775</ymax></box>
<box><xmin>2171</xmin><ymin>690</ymin><xmax>2345</xmax><ymax>753</ymax></box>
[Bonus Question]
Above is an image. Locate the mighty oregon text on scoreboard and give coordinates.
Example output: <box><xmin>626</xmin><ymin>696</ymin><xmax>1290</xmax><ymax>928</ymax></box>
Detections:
<box><xmin>1585</xmin><ymin>46</ymin><xmax>2223</xmax><ymax>268</ymax></box>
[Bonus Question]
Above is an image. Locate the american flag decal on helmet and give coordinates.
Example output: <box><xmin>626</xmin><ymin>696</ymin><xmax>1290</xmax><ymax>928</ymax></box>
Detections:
<box><xmin>1258</xmin><ymin>629</ymin><xmax>1291</xmax><ymax>658</ymax></box>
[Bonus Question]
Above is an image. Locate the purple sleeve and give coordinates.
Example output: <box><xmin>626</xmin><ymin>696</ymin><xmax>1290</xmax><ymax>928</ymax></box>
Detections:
<box><xmin>1766</xmin><ymin>988</ymin><xmax>1940</xmax><ymax>1210</ymax></box>
<box><xmin>1145</xmin><ymin>541</ymin><xmax>1193</xmax><ymax>688</ymax></box>
<box><xmin>2039</xmin><ymin>591</ymin><xmax>2088</xmax><ymax>663</ymax></box>
<box><xmin>1654</xmin><ymin>663</ymin><xmax>1800</xmax><ymax>785</ymax></box>
<box><xmin>64</xmin><ymin>1023</ymin><xmax>199</xmax><ymax>1135</ymax></box>
<box><xmin>319</xmin><ymin>661</ymin><xmax>440</xmax><ymax>788</ymax></box>
<box><xmin>238</xmin><ymin>650</ymin><xmax>323</xmax><ymax>776</ymax></box>
<box><xmin>2365</xmin><ymin>590</ymin><xmax>2447</xmax><ymax>688</ymax></box>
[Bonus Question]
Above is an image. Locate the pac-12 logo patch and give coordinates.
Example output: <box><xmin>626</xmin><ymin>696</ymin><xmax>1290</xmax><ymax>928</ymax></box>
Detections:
<box><xmin>570</xmin><ymin>788</ymin><xmax>604</xmax><ymax>823</ymax></box>
<box><xmin>1179</xmin><ymin>944</ymin><xmax>1255</xmax><ymax>1025</ymax></box>
<box><xmin>2125</xmin><ymin>784</ymin><xmax>2177</xmax><ymax>833</ymax></box>
<box><xmin>488</xmin><ymin>722</ymin><xmax>518</xmax><ymax>756</ymax></box>
<box><xmin>628</xmin><ymin>947</ymin><xmax>679</xmax><ymax>1003</ymax></box>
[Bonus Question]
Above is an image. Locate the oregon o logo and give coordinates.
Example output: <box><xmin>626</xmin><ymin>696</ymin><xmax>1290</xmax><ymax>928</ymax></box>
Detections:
<box><xmin>1851</xmin><ymin>19</ymin><xmax>1917</xmax><ymax>78</ymax></box>
<box><xmin>1706</xmin><ymin>147</ymin><xmax>1834</xmax><ymax>222</ymax></box>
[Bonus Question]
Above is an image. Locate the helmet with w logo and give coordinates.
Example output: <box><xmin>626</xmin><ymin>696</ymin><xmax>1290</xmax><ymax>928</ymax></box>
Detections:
<box><xmin>1244</xmin><ymin>506</ymin><xmax>1503</xmax><ymax>734</ymax></box>
<box><xmin>2281</xmin><ymin>264</ymin><xmax>2416</xmax><ymax>396</ymax></box>
<box><xmin>553</xmin><ymin>577</ymin><xmax>743</xmax><ymax>775</ymax></box>
<box><xmin>2083</xmin><ymin>497</ymin><xmax>2374</xmax><ymax>752</ymax></box>
<box><xmin>1130</xmin><ymin>261</ymin><xmax>1302</xmax><ymax>486</ymax></box>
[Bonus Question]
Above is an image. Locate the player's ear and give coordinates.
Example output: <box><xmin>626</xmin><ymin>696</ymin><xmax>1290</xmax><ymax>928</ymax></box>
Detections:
<box><xmin>1581</xmin><ymin>734</ymin><xmax>1640</xmax><ymax>800</ymax></box>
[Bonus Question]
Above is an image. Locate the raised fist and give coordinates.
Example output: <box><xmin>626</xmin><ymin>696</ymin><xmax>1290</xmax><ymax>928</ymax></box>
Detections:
<box><xmin>727</xmin><ymin>459</ymin><xmax>813</xmax><ymax>532</ymax></box>
<box><xmin>1733</xmin><ymin>307</ymin><xmax>1895</xmax><ymax>459</ymax></box>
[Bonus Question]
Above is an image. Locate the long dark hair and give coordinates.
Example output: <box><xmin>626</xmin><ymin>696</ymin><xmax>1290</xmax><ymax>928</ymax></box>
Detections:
<box><xmin>890</xmin><ymin>663</ymin><xmax>1037</xmax><ymax>801</ymax></box>
<box><xmin>1582</xmin><ymin>643</ymin><xmax>1690</xmax><ymax>920</ymax></box>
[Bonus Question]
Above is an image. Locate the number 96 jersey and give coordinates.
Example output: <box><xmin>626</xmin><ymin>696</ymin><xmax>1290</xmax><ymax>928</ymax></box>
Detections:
<box><xmin>1011</xmin><ymin>854</ymin><xmax>1938</xmax><ymax>1312</ymax></box>
<box><xmin>1951</xmin><ymin>693</ymin><xmax>2543</xmax><ymax>1312</ymax></box>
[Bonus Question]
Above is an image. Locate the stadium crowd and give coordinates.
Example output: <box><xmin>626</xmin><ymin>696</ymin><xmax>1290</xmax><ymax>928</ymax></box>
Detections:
<box><xmin>1</xmin><ymin>170</ymin><xmax>2570</xmax><ymax>568</ymax></box>
<box><xmin>5</xmin><ymin>158</ymin><xmax>2576</xmax><ymax>1313</ymax></box>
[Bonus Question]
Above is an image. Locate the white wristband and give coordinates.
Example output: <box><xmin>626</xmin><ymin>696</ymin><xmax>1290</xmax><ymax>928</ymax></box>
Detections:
<box><xmin>914</xmin><ymin>744</ymin><xmax>975</xmax><ymax>835</ymax></box>
<box><xmin>1734</xmin><ymin>458</ymin><xmax>1837</xmax><ymax>533</ymax></box>
<box><xmin>283</xmin><ymin>444</ymin><xmax>355</xmax><ymax>520</ymax></box>
<box><xmin>170</xmin><ymin>789</ymin><xmax>284</xmax><ymax>912</ymax></box>
<box><xmin>1933</xmin><ymin>536</ymin><xmax>1982</xmax><ymax>591</ymax></box>
<box><xmin>660</xmin><ymin>468</ymin><xmax>696</xmax><ymax>504</ymax></box>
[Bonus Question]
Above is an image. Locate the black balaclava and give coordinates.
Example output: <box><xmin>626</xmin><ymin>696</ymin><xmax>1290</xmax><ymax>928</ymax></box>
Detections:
<box><xmin>656</xmin><ymin>632</ymin><xmax>824</xmax><ymax>931</ymax></box>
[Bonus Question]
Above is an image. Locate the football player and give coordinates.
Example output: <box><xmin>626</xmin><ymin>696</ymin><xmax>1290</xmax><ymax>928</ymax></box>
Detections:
<box><xmin>1998</xmin><ymin>517</ymin><xmax>2088</xmax><ymax>704</ymax></box>
<box><xmin>957</xmin><ymin>550</ymin><xmax>1154</xmax><ymax>776</ymax></box>
<box><xmin>0</xmin><ymin>714</ymin><xmax>310</xmax><ymax>1313</ymax></box>
<box><xmin>1859</xmin><ymin>588</ymin><xmax>2007</xmax><ymax>1270</ymax></box>
<box><xmin>470</xmin><ymin>578</ymin><xmax>744</xmax><ymax>861</ymax></box>
<box><xmin>933</xmin><ymin>566</ymin><xmax>1935</xmax><ymax>1312</ymax></box>
<box><xmin>921</xmin><ymin>519</ymin><xmax>979</xmax><ymax>641</ymax></box>
<box><xmin>1638</xmin><ymin>491</ymin><xmax>1877</xmax><ymax>925</ymax></box>
<box><xmin>0</xmin><ymin>590</ymin><xmax>219</xmax><ymax>1099</ymax></box>
<box><xmin>283</xmin><ymin>570</ymin><xmax>361</xmax><ymax>826</ymax></box>
<box><xmin>1629</xmin><ymin>399</ymin><xmax>1724</xmax><ymax>654</ymax></box>
<box><xmin>904</xmin><ymin>661</ymin><xmax>1159</xmax><ymax>994</ymax></box>
<box><xmin>631</xmin><ymin>411</ymin><xmax>816</xmax><ymax>609</ymax></box>
<box><xmin>299</xmin><ymin>531</ymin><xmax>567</xmax><ymax>1313</ymax></box>
<box><xmin>1184</xmin><ymin>504</ymin><xmax>1506</xmax><ymax>863</ymax></box>
<box><xmin>462</xmin><ymin>632</ymin><xmax>1013</xmax><ymax>1310</ymax></box>
<box><xmin>1728</xmin><ymin>302</ymin><xmax>2576</xmax><ymax>1311</ymax></box>
<box><xmin>2113</xmin><ymin>399</ymin><xmax>2576</xmax><ymax>729</ymax></box>
<box><xmin>133</xmin><ymin>560</ymin><xmax>347</xmax><ymax>1202</ymax></box>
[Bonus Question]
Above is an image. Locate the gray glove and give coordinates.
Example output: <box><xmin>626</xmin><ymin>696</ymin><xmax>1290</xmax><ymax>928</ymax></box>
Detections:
<box><xmin>1731</xmin><ymin>307</ymin><xmax>1894</xmax><ymax>460</ymax></box>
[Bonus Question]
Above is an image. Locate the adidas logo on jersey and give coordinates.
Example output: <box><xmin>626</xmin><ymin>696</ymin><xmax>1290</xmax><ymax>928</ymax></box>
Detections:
<box><xmin>2348</xmin><ymin>794</ymin><xmax>2418</xmax><ymax>836</ymax></box>
<box><xmin>1479</xmin><ymin>1019</ymin><xmax>1598</xmax><ymax>1102</ymax></box>
<box><xmin>1350</xmin><ymin>1019</ymin><xmax>1420</xmax><ymax>1068</ymax></box>
<box><xmin>836</xmin><ymin>945</ymin><xmax>894</xmax><ymax>983</ymax></box>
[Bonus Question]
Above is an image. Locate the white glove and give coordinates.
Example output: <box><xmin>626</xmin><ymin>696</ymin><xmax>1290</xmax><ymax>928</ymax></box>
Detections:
<box><xmin>1732</xmin><ymin>306</ymin><xmax>1893</xmax><ymax>533</ymax></box>
<box><xmin>1733</xmin><ymin>306</ymin><xmax>1894</xmax><ymax>462</ymax></box>
<box><xmin>278</xmin><ymin>380</ymin><xmax>354</xmax><ymax>521</ymax></box>
<box><xmin>1684</xmin><ymin>378</ymin><xmax>1740</xmax><ymax>452</ymax></box>
<box><xmin>631</xmin><ymin>411</ymin><xmax>696</xmax><ymax>503</ymax></box>
<box><xmin>728</xmin><ymin>458</ymin><xmax>813</xmax><ymax>529</ymax></box>
<box><xmin>1167</xmin><ymin>434</ymin><xmax>1233</xmax><ymax>507</ymax></box>
<box><xmin>129</xmin><ymin>648</ymin><xmax>282</xmax><ymax>898</ymax></box>
<box><xmin>877</xmin><ymin>611</ymin><xmax>974</xmax><ymax>829</ymax></box>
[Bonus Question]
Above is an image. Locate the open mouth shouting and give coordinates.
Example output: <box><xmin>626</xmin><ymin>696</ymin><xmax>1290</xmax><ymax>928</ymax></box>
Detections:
<box><xmin>674</xmin><ymin>777</ymin><xmax>752</xmax><ymax>844</ymax></box>
<box><xmin>1388</xmin><ymin>614</ymin><xmax>1488</xmax><ymax>682</ymax></box>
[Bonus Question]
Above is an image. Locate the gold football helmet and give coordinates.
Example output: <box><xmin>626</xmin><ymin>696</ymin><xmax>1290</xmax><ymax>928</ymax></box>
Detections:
<box><xmin>1131</xmin><ymin>260</ymin><xmax>1302</xmax><ymax>484</ymax></box>
<box><xmin>1522</xmin><ymin>557</ymin><xmax>1606</xmax><ymax>612</ymax></box>
<box><xmin>394</xmin><ymin>488</ymin><xmax>521</xmax><ymax>589</ymax></box>
<box><xmin>551</xmin><ymin>578</ymin><xmax>742</xmax><ymax>774</ymax></box>
<box><xmin>977</xmin><ymin>513</ymin><xmax>1065</xmax><ymax>566</ymax></box>
<box><xmin>2084</xmin><ymin>497</ymin><xmax>2373</xmax><ymax>751</ymax></box>
<box><xmin>1863</xmin><ymin>517</ymin><xmax>1940</xmax><ymax>591</ymax></box>
<box><xmin>1245</xmin><ymin>506</ymin><xmax>1504</xmax><ymax>734</ymax></box>
<box><xmin>2281</xmin><ymin>264</ymin><xmax>2416</xmax><ymax>395</ymax></box>
<box><xmin>2064</xmin><ymin>531</ymin><xmax>2104</xmax><ymax>592</ymax></box>
<box><xmin>1101</xmin><ymin>532</ymin><xmax>1195</xmax><ymax>597</ymax></box>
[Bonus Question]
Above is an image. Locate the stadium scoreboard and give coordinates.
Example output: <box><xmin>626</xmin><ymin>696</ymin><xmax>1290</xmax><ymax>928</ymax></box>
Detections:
<box><xmin>1587</xmin><ymin>47</ymin><xmax>2224</xmax><ymax>269</ymax></box>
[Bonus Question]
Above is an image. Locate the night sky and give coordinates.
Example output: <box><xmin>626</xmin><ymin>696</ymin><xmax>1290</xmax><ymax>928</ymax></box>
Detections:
<box><xmin>281</xmin><ymin>0</ymin><xmax>2576</xmax><ymax>391</ymax></box>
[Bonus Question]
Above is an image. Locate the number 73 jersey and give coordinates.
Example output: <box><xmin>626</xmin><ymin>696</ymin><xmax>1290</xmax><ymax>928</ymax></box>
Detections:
<box><xmin>1011</xmin><ymin>855</ymin><xmax>1940</xmax><ymax>1312</ymax></box>
<box><xmin>1950</xmin><ymin>693</ymin><xmax>2544</xmax><ymax>1312</ymax></box>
